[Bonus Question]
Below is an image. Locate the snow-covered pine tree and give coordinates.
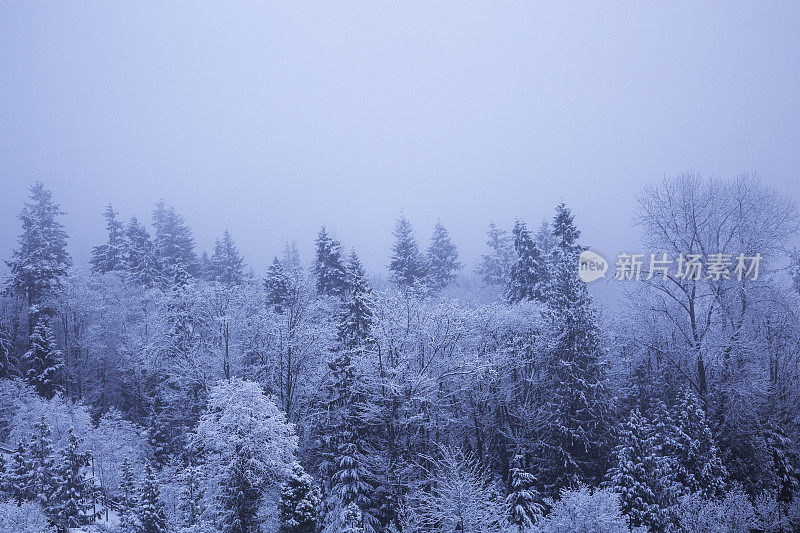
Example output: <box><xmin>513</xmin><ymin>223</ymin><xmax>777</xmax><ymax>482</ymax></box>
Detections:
<box><xmin>340</xmin><ymin>502</ymin><xmax>365</xmax><ymax>533</ymax></box>
<box><xmin>506</xmin><ymin>453</ymin><xmax>542</xmax><ymax>531</ymax></box>
<box><xmin>5</xmin><ymin>181</ymin><xmax>71</xmax><ymax>314</ymax></box>
<box><xmin>314</xmin><ymin>227</ymin><xmax>347</xmax><ymax>298</ymax></box>
<box><xmin>219</xmin><ymin>446</ymin><xmax>261</xmax><ymax>533</ymax></box>
<box><xmin>322</xmin><ymin>273</ymin><xmax>373</xmax><ymax>528</ymax></box>
<box><xmin>766</xmin><ymin>425</ymin><xmax>800</xmax><ymax>508</ymax></box>
<box><xmin>210</xmin><ymin>230</ymin><xmax>245</xmax><ymax>286</ymax></box>
<box><xmin>389</xmin><ymin>216</ymin><xmax>427</xmax><ymax>289</ymax></box>
<box><xmin>5</xmin><ymin>441</ymin><xmax>33</xmax><ymax>505</ymax></box>
<box><xmin>28</xmin><ymin>416</ymin><xmax>56</xmax><ymax>516</ymax></box>
<box><xmin>179</xmin><ymin>464</ymin><xmax>204</xmax><ymax>529</ymax></box>
<box><xmin>138</xmin><ymin>463</ymin><xmax>167</xmax><ymax>533</ymax></box>
<box><xmin>22</xmin><ymin>318</ymin><xmax>63</xmax><ymax>400</ymax></box>
<box><xmin>477</xmin><ymin>221</ymin><xmax>514</xmax><ymax>287</ymax></box>
<box><xmin>505</xmin><ymin>220</ymin><xmax>546</xmax><ymax>303</ymax></box>
<box><xmin>152</xmin><ymin>200</ymin><xmax>197</xmax><ymax>285</ymax></box>
<box><xmin>606</xmin><ymin>408</ymin><xmax>663</xmax><ymax>530</ymax></box>
<box><xmin>279</xmin><ymin>462</ymin><xmax>322</xmax><ymax>533</ymax></box>
<box><xmin>265</xmin><ymin>256</ymin><xmax>292</xmax><ymax>314</ymax></box>
<box><xmin>90</xmin><ymin>204</ymin><xmax>126</xmax><ymax>274</ymax></box>
<box><xmin>536</xmin><ymin>204</ymin><xmax>610</xmax><ymax>496</ymax></box>
<box><xmin>51</xmin><ymin>427</ymin><xmax>88</xmax><ymax>531</ymax></box>
<box><xmin>337</xmin><ymin>250</ymin><xmax>375</xmax><ymax>350</ymax></box>
<box><xmin>118</xmin><ymin>457</ymin><xmax>139</xmax><ymax>531</ymax></box>
<box><xmin>673</xmin><ymin>392</ymin><xmax>727</xmax><ymax>499</ymax></box>
<box><xmin>123</xmin><ymin>215</ymin><xmax>159</xmax><ymax>287</ymax></box>
<box><xmin>426</xmin><ymin>220</ymin><xmax>461</xmax><ymax>291</ymax></box>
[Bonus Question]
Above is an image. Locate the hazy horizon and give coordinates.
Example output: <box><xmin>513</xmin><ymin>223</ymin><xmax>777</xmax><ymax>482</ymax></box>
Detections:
<box><xmin>3</xmin><ymin>2</ymin><xmax>800</xmax><ymax>276</ymax></box>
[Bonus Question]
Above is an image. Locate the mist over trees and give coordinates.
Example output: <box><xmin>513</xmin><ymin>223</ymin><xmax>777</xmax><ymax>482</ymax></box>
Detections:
<box><xmin>2</xmin><ymin>174</ymin><xmax>800</xmax><ymax>532</ymax></box>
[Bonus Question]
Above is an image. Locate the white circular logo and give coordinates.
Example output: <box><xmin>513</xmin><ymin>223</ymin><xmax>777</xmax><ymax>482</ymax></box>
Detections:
<box><xmin>578</xmin><ymin>250</ymin><xmax>608</xmax><ymax>282</ymax></box>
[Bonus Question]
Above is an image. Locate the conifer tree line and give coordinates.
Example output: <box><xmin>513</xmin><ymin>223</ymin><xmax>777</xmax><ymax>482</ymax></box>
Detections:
<box><xmin>1</xmin><ymin>174</ymin><xmax>800</xmax><ymax>532</ymax></box>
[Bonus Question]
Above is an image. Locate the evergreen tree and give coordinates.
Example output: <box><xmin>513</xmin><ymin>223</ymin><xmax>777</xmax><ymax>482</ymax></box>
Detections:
<box><xmin>118</xmin><ymin>457</ymin><xmax>138</xmax><ymax>529</ymax></box>
<box><xmin>506</xmin><ymin>453</ymin><xmax>542</xmax><ymax>531</ymax></box>
<box><xmin>28</xmin><ymin>416</ymin><xmax>56</xmax><ymax>514</ymax></box>
<box><xmin>220</xmin><ymin>446</ymin><xmax>261</xmax><ymax>533</ymax></box>
<box><xmin>265</xmin><ymin>256</ymin><xmax>292</xmax><ymax>314</ymax></box>
<box><xmin>607</xmin><ymin>408</ymin><xmax>663</xmax><ymax>530</ymax></box>
<box><xmin>505</xmin><ymin>220</ymin><xmax>546</xmax><ymax>303</ymax></box>
<box><xmin>426</xmin><ymin>220</ymin><xmax>461</xmax><ymax>291</ymax></box>
<box><xmin>388</xmin><ymin>216</ymin><xmax>426</xmax><ymax>289</ymax></box>
<box><xmin>138</xmin><ymin>463</ymin><xmax>167</xmax><ymax>533</ymax></box>
<box><xmin>5</xmin><ymin>181</ymin><xmax>71</xmax><ymax>315</ymax></box>
<box><xmin>673</xmin><ymin>392</ymin><xmax>727</xmax><ymax>499</ymax></box>
<box><xmin>766</xmin><ymin>425</ymin><xmax>800</xmax><ymax>508</ymax></box>
<box><xmin>51</xmin><ymin>427</ymin><xmax>88</xmax><ymax>530</ymax></box>
<box><xmin>22</xmin><ymin>318</ymin><xmax>63</xmax><ymax>399</ymax></box>
<box><xmin>124</xmin><ymin>215</ymin><xmax>159</xmax><ymax>287</ymax></box>
<box><xmin>90</xmin><ymin>204</ymin><xmax>126</xmax><ymax>274</ymax></box>
<box><xmin>119</xmin><ymin>458</ymin><xmax>137</xmax><ymax>510</ymax></box>
<box><xmin>336</xmin><ymin>251</ymin><xmax>374</xmax><ymax>350</ymax></box>
<box><xmin>340</xmin><ymin>502</ymin><xmax>365</xmax><ymax>533</ymax></box>
<box><xmin>313</xmin><ymin>227</ymin><xmax>347</xmax><ymax>297</ymax></box>
<box><xmin>152</xmin><ymin>200</ymin><xmax>197</xmax><ymax>285</ymax></box>
<box><xmin>5</xmin><ymin>441</ymin><xmax>33</xmax><ymax>505</ymax></box>
<box><xmin>477</xmin><ymin>221</ymin><xmax>514</xmax><ymax>287</ymax></box>
<box><xmin>536</xmin><ymin>205</ymin><xmax>610</xmax><ymax>496</ymax></box>
<box><xmin>179</xmin><ymin>464</ymin><xmax>204</xmax><ymax>529</ymax></box>
<box><xmin>279</xmin><ymin>462</ymin><xmax>322</xmax><ymax>533</ymax></box>
<box><xmin>210</xmin><ymin>230</ymin><xmax>245</xmax><ymax>286</ymax></box>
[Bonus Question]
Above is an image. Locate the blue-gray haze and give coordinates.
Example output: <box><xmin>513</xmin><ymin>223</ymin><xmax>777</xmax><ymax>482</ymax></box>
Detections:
<box><xmin>2</xmin><ymin>2</ymin><xmax>799</xmax><ymax>275</ymax></box>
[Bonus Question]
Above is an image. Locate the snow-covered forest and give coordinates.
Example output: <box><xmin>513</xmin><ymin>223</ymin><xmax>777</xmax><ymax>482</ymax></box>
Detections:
<box><xmin>1</xmin><ymin>175</ymin><xmax>800</xmax><ymax>533</ymax></box>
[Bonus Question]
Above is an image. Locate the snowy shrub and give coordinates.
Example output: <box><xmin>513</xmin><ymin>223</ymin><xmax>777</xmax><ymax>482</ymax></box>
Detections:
<box><xmin>676</xmin><ymin>489</ymin><xmax>755</xmax><ymax>533</ymax></box>
<box><xmin>84</xmin><ymin>408</ymin><xmax>151</xmax><ymax>499</ymax></box>
<box><xmin>409</xmin><ymin>447</ymin><xmax>505</xmax><ymax>533</ymax></box>
<box><xmin>6</xmin><ymin>392</ymin><xmax>93</xmax><ymax>451</ymax></box>
<box><xmin>536</xmin><ymin>486</ymin><xmax>634</xmax><ymax>533</ymax></box>
<box><xmin>0</xmin><ymin>379</ymin><xmax>36</xmax><ymax>442</ymax></box>
<box><xmin>0</xmin><ymin>499</ymin><xmax>55</xmax><ymax>533</ymax></box>
<box><xmin>753</xmin><ymin>493</ymin><xmax>784</xmax><ymax>532</ymax></box>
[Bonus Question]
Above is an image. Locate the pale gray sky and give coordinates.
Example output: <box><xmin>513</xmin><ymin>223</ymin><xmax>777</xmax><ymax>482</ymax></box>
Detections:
<box><xmin>2</xmin><ymin>2</ymin><xmax>799</xmax><ymax>275</ymax></box>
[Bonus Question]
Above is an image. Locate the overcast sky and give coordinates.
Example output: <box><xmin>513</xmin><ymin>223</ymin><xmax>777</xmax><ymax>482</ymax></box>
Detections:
<box><xmin>2</xmin><ymin>2</ymin><xmax>799</xmax><ymax>277</ymax></box>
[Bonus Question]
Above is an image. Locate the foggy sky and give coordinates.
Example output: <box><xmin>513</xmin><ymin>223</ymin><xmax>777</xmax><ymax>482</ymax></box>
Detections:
<box><xmin>2</xmin><ymin>2</ymin><xmax>800</xmax><ymax>277</ymax></box>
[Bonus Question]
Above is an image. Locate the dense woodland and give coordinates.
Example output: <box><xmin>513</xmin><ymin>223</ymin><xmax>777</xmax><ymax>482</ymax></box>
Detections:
<box><xmin>1</xmin><ymin>174</ymin><xmax>800</xmax><ymax>532</ymax></box>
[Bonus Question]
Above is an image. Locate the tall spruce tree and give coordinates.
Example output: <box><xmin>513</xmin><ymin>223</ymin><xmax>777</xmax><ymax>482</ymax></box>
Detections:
<box><xmin>477</xmin><ymin>221</ymin><xmax>514</xmax><ymax>287</ymax></box>
<box><xmin>265</xmin><ymin>256</ymin><xmax>292</xmax><ymax>314</ymax></box>
<box><xmin>673</xmin><ymin>392</ymin><xmax>727</xmax><ymax>499</ymax></box>
<box><xmin>22</xmin><ymin>318</ymin><xmax>63</xmax><ymax>399</ymax></box>
<box><xmin>536</xmin><ymin>204</ymin><xmax>610</xmax><ymax>496</ymax></box>
<box><xmin>506</xmin><ymin>453</ymin><xmax>542</xmax><ymax>531</ymax></box>
<box><xmin>90</xmin><ymin>204</ymin><xmax>126</xmax><ymax>274</ymax></box>
<box><xmin>28</xmin><ymin>416</ymin><xmax>56</xmax><ymax>515</ymax></box>
<box><xmin>220</xmin><ymin>446</ymin><xmax>261</xmax><ymax>533</ymax></box>
<box><xmin>152</xmin><ymin>200</ymin><xmax>197</xmax><ymax>285</ymax></box>
<box><xmin>6</xmin><ymin>181</ymin><xmax>71</xmax><ymax>317</ymax></box>
<box><xmin>124</xmin><ymin>216</ymin><xmax>159</xmax><ymax>287</ymax></box>
<box><xmin>279</xmin><ymin>462</ymin><xmax>321</xmax><ymax>533</ymax></box>
<box><xmin>210</xmin><ymin>230</ymin><xmax>245</xmax><ymax>286</ymax></box>
<box><xmin>313</xmin><ymin>227</ymin><xmax>347</xmax><ymax>298</ymax></box>
<box><xmin>179</xmin><ymin>464</ymin><xmax>204</xmax><ymax>529</ymax></box>
<box><xmin>337</xmin><ymin>251</ymin><xmax>374</xmax><ymax>350</ymax></box>
<box><xmin>505</xmin><ymin>220</ymin><xmax>546</xmax><ymax>303</ymax></box>
<box><xmin>426</xmin><ymin>220</ymin><xmax>461</xmax><ymax>291</ymax></box>
<box><xmin>118</xmin><ymin>457</ymin><xmax>139</xmax><ymax>531</ymax></box>
<box><xmin>139</xmin><ymin>463</ymin><xmax>167</xmax><ymax>533</ymax></box>
<box><xmin>6</xmin><ymin>441</ymin><xmax>33</xmax><ymax>505</ymax></box>
<box><xmin>389</xmin><ymin>216</ymin><xmax>426</xmax><ymax>289</ymax></box>
<box><xmin>51</xmin><ymin>428</ymin><xmax>88</xmax><ymax>531</ymax></box>
<box><xmin>607</xmin><ymin>408</ymin><xmax>664</xmax><ymax>530</ymax></box>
